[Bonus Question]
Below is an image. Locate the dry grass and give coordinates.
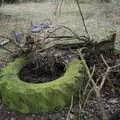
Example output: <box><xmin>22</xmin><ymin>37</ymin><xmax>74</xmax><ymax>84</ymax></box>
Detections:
<box><xmin>0</xmin><ymin>1</ymin><xmax>119</xmax><ymax>120</ymax></box>
<box><xmin>0</xmin><ymin>1</ymin><xmax>119</xmax><ymax>37</ymax></box>
<box><xmin>0</xmin><ymin>0</ymin><xmax>119</xmax><ymax>65</ymax></box>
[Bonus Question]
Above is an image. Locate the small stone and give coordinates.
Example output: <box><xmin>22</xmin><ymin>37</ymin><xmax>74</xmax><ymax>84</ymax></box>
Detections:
<box><xmin>105</xmin><ymin>104</ymin><xmax>110</xmax><ymax>109</ymax></box>
<box><xmin>49</xmin><ymin>114</ymin><xmax>53</xmax><ymax>118</ymax></box>
<box><xmin>61</xmin><ymin>117</ymin><xmax>65</xmax><ymax>120</ymax></box>
<box><xmin>32</xmin><ymin>114</ymin><xmax>36</xmax><ymax>117</ymax></box>
<box><xmin>108</xmin><ymin>98</ymin><xmax>118</xmax><ymax>104</ymax></box>
<box><xmin>8</xmin><ymin>112</ymin><xmax>10</xmax><ymax>114</ymax></box>
<box><xmin>10</xmin><ymin>117</ymin><xmax>16</xmax><ymax>120</ymax></box>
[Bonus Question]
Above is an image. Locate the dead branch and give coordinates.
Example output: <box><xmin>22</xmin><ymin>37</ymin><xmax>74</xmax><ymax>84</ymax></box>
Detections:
<box><xmin>74</xmin><ymin>0</ymin><xmax>90</xmax><ymax>38</ymax></box>
<box><xmin>45</xmin><ymin>25</ymin><xmax>90</xmax><ymax>42</ymax></box>
<box><xmin>78</xmin><ymin>49</ymin><xmax>108</xmax><ymax>120</ymax></box>
<box><xmin>0</xmin><ymin>34</ymin><xmax>24</xmax><ymax>52</ymax></box>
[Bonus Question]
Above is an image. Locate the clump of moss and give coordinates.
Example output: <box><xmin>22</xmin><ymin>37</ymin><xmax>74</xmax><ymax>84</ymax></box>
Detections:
<box><xmin>0</xmin><ymin>58</ymin><xmax>84</xmax><ymax>113</ymax></box>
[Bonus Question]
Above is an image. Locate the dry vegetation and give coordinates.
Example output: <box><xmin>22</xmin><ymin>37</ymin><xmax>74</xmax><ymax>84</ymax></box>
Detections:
<box><xmin>0</xmin><ymin>0</ymin><xmax>120</xmax><ymax>120</ymax></box>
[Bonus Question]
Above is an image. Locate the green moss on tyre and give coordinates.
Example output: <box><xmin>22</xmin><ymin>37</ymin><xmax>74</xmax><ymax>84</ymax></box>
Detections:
<box><xmin>0</xmin><ymin>58</ymin><xmax>84</xmax><ymax>113</ymax></box>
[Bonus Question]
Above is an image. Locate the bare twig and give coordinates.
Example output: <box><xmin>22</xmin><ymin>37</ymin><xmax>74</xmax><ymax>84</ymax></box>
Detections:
<box><xmin>0</xmin><ymin>34</ymin><xmax>24</xmax><ymax>52</ymax></box>
<box><xmin>0</xmin><ymin>46</ymin><xmax>13</xmax><ymax>54</ymax></box>
<box><xmin>78</xmin><ymin>50</ymin><xmax>108</xmax><ymax>120</ymax></box>
<box><xmin>45</xmin><ymin>25</ymin><xmax>89</xmax><ymax>42</ymax></box>
<box><xmin>66</xmin><ymin>96</ymin><xmax>74</xmax><ymax>120</ymax></box>
<box><xmin>74</xmin><ymin>0</ymin><xmax>90</xmax><ymax>38</ymax></box>
<box><xmin>59</xmin><ymin>0</ymin><xmax>64</xmax><ymax>15</ymax></box>
<box><xmin>78</xmin><ymin>49</ymin><xmax>97</xmax><ymax>90</ymax></box>
<box><xmin>54</xmin><ymin>0</ymin><xmax>63</xmax><ymax>15</ymax></box>
<box><xmin>100</xmin><ymin>54</ymin><xmax>109</xmax><ymax>68</ymax></box>
<box><xmin>83</xmin><ymin>65</ymin><xmax>95</xmax><ymax>97</ymax></box>
<box><xmin>46</xmin><ymin>35</ymin><xmax>88</xmax><ymax>41</ymax></box>
<box><xmin>100</xmin><ymin>67</ymin><xmax>110</xmax><ymax>90</ymax></box>
<box><xmin>111</xmin><ymin>63</ymin><xmax>120</xmax><ymax>69</ymax></box>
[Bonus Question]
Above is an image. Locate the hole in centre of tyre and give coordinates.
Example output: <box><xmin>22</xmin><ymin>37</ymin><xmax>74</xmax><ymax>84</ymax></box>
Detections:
<box><xmin>19</xmin><ymin>56</ymin><xmax>66</xmax><ymax>83</ymax></box>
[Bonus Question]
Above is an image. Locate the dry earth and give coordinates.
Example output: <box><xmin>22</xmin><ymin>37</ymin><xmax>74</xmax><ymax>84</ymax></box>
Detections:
<box><xmin>0</xmin><ymin>0</ymin><xmax>120</xmax><ymax>120</ymax></box>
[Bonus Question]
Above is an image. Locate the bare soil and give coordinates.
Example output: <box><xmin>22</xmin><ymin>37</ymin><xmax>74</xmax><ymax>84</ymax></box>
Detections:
<box><xmin>0</xmin><ymin>40</ymin><xmax>120</xmax><ymax>120</ymax></box>
<box><xmin>0</xmin><ymin>1</ymin><xmax>120</xmax><ymax>120</ymax></box>
<box><xmin>19</xmin><ymin>55</ymin><xmax>66</xmax><ymax>83</ymax></box>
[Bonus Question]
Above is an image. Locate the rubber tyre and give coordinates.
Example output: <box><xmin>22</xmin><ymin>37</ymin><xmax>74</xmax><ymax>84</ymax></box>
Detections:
<box><xmin>0</xmin><ymin>58</ymin><xmax>83</xmax><ymax>113</ymax></box>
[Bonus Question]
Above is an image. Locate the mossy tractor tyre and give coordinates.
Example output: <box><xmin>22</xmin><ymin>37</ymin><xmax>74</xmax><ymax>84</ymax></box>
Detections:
<box><xmin>0</xmin><ymin>58</ymin><xmax>84</xmax><ymax>113</ymax></box>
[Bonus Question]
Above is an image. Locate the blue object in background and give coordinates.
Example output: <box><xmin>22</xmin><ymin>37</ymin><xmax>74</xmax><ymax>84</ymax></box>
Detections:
<box><xmin>12</xmin><ymin>31</ymin><xmax>24</xmax><ymax>42</ymax></box>
<box><xmin>31</xmin><ymin>24</ymin><xmax>54</xmax><ymax>33</ymax></box>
